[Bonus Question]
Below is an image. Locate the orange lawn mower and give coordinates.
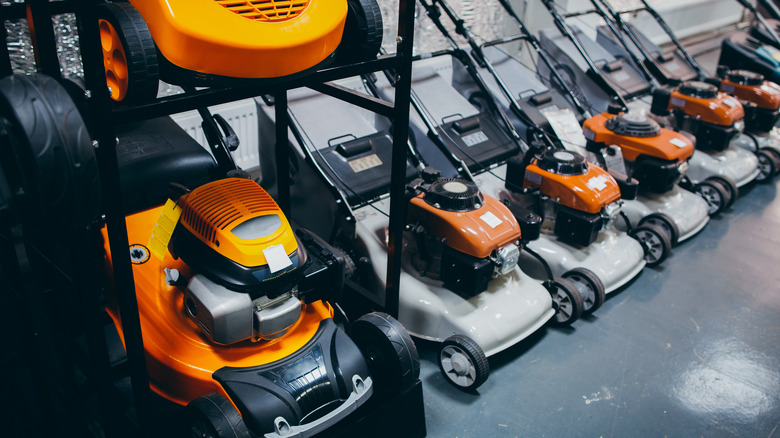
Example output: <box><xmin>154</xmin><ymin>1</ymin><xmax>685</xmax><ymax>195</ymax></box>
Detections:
<box><xmin>537</xmin><ymin>0</ymin><xmax>761</xmax><ymax>216</ymax></box>
<box><xmin>592</xmin><ymin>0</ymin><xmax>780</xmax><ymax>181</ymax></box>
<box><xmin>101</xmin><ymin>176</ymin><xmax>420</xmax><ymax>437</ymax></box>
<box><xmin>95</xmin><ymin>0</ymin><xmax>384</xmax><ymax>102</ymax></box>
<box><xmin>0</xmin><ymin>71</ymin><xmax>421</xmax><ymax>436</ymax></box>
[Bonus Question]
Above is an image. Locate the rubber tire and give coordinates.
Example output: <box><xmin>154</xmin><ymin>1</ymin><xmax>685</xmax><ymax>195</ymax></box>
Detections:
<box><xmin>638</xmin><ymin>212</ymin><xmax>680</xmax><ymax>246</ymax></box>
<box><xmin>548</xmin><ymin>278</ymin><xmax>584</xmax><ymax>326</ymax></box>
<box><xmin>562</xmin><ymin>268</ymin><xmax>606</xmax><ymax>316</ymax></box>
<box><xmin>96</xmin><ymin>2</ymin><xmax>159</xmax><ymax>103</ymax></box>
<box><xmin>630</xmin><ymin>223</ymin><xmax>672</xmax><ymax>267</ymax></box>
<box><xmin>693</xmin><ymin>179</ymin><xmax>729</xmax><ymax>215</ymax></box>
<box><xmin>338</xmin><ymin>0</ymin><xmax>384</xmax><ymax>63</ymax></box>
<box><xmin>438</xmin><ymin>334</ymin><xmax>490</xmax><ymax>391</ymax></box>
<box><xmin>706</xmin><ymin>175</ymin><xmax>738</xmax><ymax>209</ymax></box>
<box><xmin>756</xmin><ymin>149</ymin><xmax>777</xmax><ymax>182</ymax></box>
<box><xmin>0</xmin><ymin>74</ymin><xmax>100</xmax><ymax>234</ymax></box>
<box><xmin>350</xmin><ymin>312</ymin><xmax>420</xmax><ymax>396</ymax></box>
<box><xmin>759</xmin><ymin>146</ymin><xmax>780</xmax><ymax>175</ymax></box>
<box><xmin>187</xmin><ymin>393</ymin><xmax>251</xmax><ymax>438</ymax></box>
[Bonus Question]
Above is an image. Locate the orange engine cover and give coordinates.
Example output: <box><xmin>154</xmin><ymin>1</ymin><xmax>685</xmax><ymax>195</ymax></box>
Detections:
<box><xmin>668</xmin><ymin>83</ymin><xmax>745</xmax><ymax>126</ymax></box>
<box><xmin>523</xmin><ymin>161</ymin><xmax>621</xmax><ymax>214</ymax></box>
<box><xmin>177</xmin><ymin>178</ymin><xmax>298</xmax><ymax>269</ymax></box>
<box><xmin>407</xmin><ymin>194</ymin><xmax>521</xmax><ymax>259</ymax></box>
<box><xmin>583</xmin><ymin>112</ymin><xmax>695</xmax><ymax>162</ymax></box>
<box><xmin>720</xmin><ymin>77</ymin><xmax>780</xmax><ymax>111</ymax></box>
<box><xmin>129</xmin><ymin>0</ymin><xmax>347</xmax><ymax>79</ymax></box>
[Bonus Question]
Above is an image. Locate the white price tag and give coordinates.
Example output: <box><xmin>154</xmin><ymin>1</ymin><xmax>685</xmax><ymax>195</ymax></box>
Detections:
<box><xmin>670</xmin><ymin>137</ymin><xmax>688</xmax><ymax>148</ymax></box>
<box><xmin>586</xmin><ymin>175</ymin><xmax>610</xmax><ymax>191</ymax></box>
<box><xmin>480</xmin><ymin>211</ymin><xmax>503</xmax><ymax>229</ymax></box>
<box><xmin>263</xmin><ymin>244</ymin><xmax>293</xmax><ymax>273</ymax></box>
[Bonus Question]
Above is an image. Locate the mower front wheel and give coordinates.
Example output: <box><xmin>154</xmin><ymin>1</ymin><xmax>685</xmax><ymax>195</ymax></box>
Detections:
<box><xmin>187</xmin><ymin>393</ymin><xmax>251</xmax><ymax>438</ymax></box>
<box><xmin>759</xmin><ymin>147</ymin><xmax>780</xmax><ymax>174</ymax></box>
<box><xmin>562</xmin><ymin>268</ymin><xmax>605</xmax><ymax>316</ymax></box>
<box><xmin>96</xmin><ymin>2</ymin><xmax>159</xmax><ymax>103</ymax></box>
<box><xmin>756</xmin><ymin>149</ymin><xmax>778</xmax><ymax>182</ymax></box>
<box><xmin>706</xmin><ymin>176</ymin><xmax>738</xmax><ymax>209</ymax></box>
<box><xmin>439</xmin><ymin>334</ymin><xmax>490</xmax><ymax>391</ymax></box>
<box><xmin>638</xmin><ymin>212</ymin><xmax>680</xmax><ymax>246</ymax></box>
<box><xmin>547</xmin><ymin>278</ymin><xmax>584</xmax><ymax>326</ymax></box>
<box><xmin>350</xmin><ymin>312</ymin><xmax>420</xmax><ymax>397</ymax></box>
<box><xmin>630</xmin><ymin>223</ymin><xmax>672</xmax><ymax>267</ymax></box>
<box><xmin>693</xmin><ymin>179</ymin><xmax>729</xmax><ymax>215</ymax></box>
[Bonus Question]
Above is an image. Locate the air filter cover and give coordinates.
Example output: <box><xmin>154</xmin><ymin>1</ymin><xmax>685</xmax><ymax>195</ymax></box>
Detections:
<box><xmin>536</xmin><ymin>150</ymin><xmax>588</xmax><ymax>175</ymax></box>
<box><xmin>678</xmin><ymin>81</ymin><xmax>719</xmax><ymax>99</ymax></box>
<box><xmin>604</xmin><ymin>112</ymin><xmax>662</xmax><ymax>138</ymax></box>
<box><xmin>423</xmin><ymin>178</ymin><xmax>483</xmax><ymax>212</ymax></box>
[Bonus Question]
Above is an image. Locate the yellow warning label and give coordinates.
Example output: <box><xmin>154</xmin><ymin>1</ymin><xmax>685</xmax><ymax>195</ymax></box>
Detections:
<box><xmin>148</xmin><ymin>199</ymin><xmax>182</xmax><ymax>260</ymax></box>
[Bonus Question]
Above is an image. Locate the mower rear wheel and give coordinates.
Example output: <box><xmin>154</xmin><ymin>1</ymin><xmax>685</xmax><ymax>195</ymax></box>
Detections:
<box><xmin>350</xmin><ymin>312</ymin><xmax>420</xmax><ymax>396</ymax></box>
<box><xmin>548</xmin><ymin>278</ymin><xmax>584</xmax><ymax>326</ymax></box>
<box><xmin>97</xmin><ymin>2</ymin><xmax>159</xmax><ymax>103</ymax></box>
<box><xmin>0</xmin><ymin>74</ymin><xmax>100</xmax><ymax>234</ymax></box>
<box><xmin>693</xmin><ymin>179</ymin><xmax>729</xmax><ymax>215</ymax></box>
<box><xmin>562</xmin><ymin>268</ymin><xmax>605</xmax><ymax>316</ymax></box>
<box><xmin>756</xmin><ymin>149</ymin><xmax>778</xmax><ymax>182</ymax></box>
<box><xmin>187</xmin><ymin>393</ymin><xmax>251</xmax><ymax>438</ymax></box>
<box><xmin>439</xmin><ymin>334</ymin><xmax>489</xmax><ymax>391</ymax></box>
<box><xmin>630</xmin><ymin>223</ymin><xmax>671</xmax><ymax>267</ymax></box>
<box><xmin>639</xmin><ymin>212</ymin><xmax>680</xmax><ymax>246</ymax></box>
<box><xmin>706</xmin><ymin>176</ymin><xmax>738</xmax><ymax>209</ymax></box>
<box><xmin>338</xmin><ymin>0</ymin><xmax>384</xmax><ymax>63</ymax></box>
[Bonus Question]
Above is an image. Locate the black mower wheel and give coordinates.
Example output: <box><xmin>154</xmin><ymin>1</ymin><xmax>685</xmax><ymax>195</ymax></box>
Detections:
<box><xmin>706</xmin><ymin>175</ymin><xmax>738</xmax><ymax>209</ymax></box>
<box><xmin>756</xmin><ymin>149</ymin><xmax>778</xmax><ymax>182</ymax></box>
<box><xmin>562</xmin><ymin>268</ymin><xmax>605</xmax><ymax>316</ymax></box>
<box><xmin>759</xmin><ymin>147</ymin><xmax>780</xmax><ymax>174</ymax></box>
<box><xmin>548</xmin><ymin>278</ymin><xmax>584</xmax><ymax>326</ymax></box>
<box><xmin>0</xmin><ymin>74</ymin><xmax>100</xmax><ymax>234</ymax></box>
<box><xmin>630</xmin><ymin>223</ymin><xmax>672</xmax><ymax>267</ymax></box>
<box><xmin>350</xmin><ymin>312</ymin><xmax>420</xmax><ymax>396</ymax></box>
<box><xmin>693</xmin><ymin>179</ymin><xmax>729</xmax><ymax>215</ymax></box>
<box><xmin>338</xmin><ymin>0</ymin><xmax>384</xmax><ymax>63</ymax></box>
<box><xmin>439</xmin><ymin>334</ymin><xmax>490</xmax><ymax>391</ymax></box>
<box><xmin>187</xmin><ymin>393</ymin><xmax>251</xmax><ymax>438</ymax></box>
<box><xmin>96</xmin><ymin>2</ymin><xmax>159</xmax><ymax>103</ymax></box>
<box><xmin>638</xmin><ymin>212</ymin><xmax>680</xmax><ymax>246</ymax></box>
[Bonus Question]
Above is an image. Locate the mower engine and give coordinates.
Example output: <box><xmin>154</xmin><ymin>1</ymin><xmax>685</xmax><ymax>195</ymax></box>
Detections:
<box><xmin>717</xmin><ymin>69</ymin><xmax>780</xmax><ymax>133</ymax></box>
<box><xmin>406</xmin><ymin>169</ymin><xmax>533</xmax><ymax>296</ymax></box>
<box><xmin>168</xmin><ymin>178</ymin><xmax>320</xmax><ymax>345</ymax></box>
<box><xmin>506</xmin><ymin>150</ymin><xmax>622</xmax><ymax>247</ymax></box>
<box><xmin>584</xmin><ymin>109</ymin><xmax>694</xmax><ymax>194</ymax></box>
<box><xmin>651</xmin><ymin>81</ymin><xmax>745</xmax><ymax>151</ymax></box>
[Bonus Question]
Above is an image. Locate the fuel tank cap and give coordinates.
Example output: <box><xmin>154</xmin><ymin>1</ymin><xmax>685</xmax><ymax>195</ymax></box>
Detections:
<box><xmin>536</xmin><ymin>149</ymin><xmax>588</xmax><ymax>175</ymax></box>
<box><xmin>678</xmin><ymin>81</ymin><xmax>719</xmax><ymax>99</ymax></box>
<box><xmin>725</xmin><ymin>69</ymin><xmax>764</xmax><ymax>86</ymax></box>
<box><xmin>604</xmin><ymin>112</ymin><xmax>662</xmax><ymax>138</ymax></box>
<box><xmin>423</xmin><ymin>177</ymin><xmax>483</xmax><ymax>212</ymax></box>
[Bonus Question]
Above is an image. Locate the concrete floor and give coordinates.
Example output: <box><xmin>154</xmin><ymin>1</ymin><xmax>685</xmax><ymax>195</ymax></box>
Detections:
<box><xmin>415</xmin><ymin>32</ymin><xmax>780</xmax><ymax>438</ymax></box>
<box><xmin>417</xmin><ymin>177</ymin><xmax>780</xmax><ymax>437</ymax></box>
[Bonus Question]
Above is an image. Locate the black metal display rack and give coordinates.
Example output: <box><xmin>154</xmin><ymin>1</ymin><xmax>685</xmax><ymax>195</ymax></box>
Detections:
<box><xmin>0</xmin><ymin>1</ymin><xmax>425</xmax><ymax>436</ymax></box>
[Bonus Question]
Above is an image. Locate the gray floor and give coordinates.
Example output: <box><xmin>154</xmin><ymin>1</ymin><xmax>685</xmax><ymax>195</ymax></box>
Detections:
<box><xmin>417</xmin><ymin>175</ymin><xmax>780</xmax><ymax>438</ymax></box>
<box><xmin>416</xmin><ymin>38</ymin><xmax>780</xmax><ymax>438</ymax></box>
